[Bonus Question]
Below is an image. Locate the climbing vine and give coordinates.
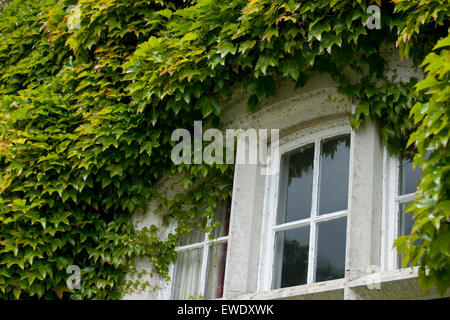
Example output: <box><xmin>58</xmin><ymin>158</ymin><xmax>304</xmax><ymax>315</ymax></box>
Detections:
<box><xmin>0</xmin><ymin>0</ymin><xmax>448</xmax><ymax>299</ymax></box>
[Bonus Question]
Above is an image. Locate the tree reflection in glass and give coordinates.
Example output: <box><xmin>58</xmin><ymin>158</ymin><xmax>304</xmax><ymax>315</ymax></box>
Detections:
<box><xmin>315</xmin><ymin>218</ymin><xmax>347</xmax><ymax>282</ymax></box>
<box><xmin>318</xmin><ymin>135</ymin><xmax>350</xmax><ymax>215</ymax></box>
<box><xmin>273</xmin><ymin>227</ymin><xmax>309</xmax><ymax>289</ymax></box>
<box><xmin>278</xmin><ymin>144</ymin><xmax>314</xmax><ymax>224</ymax></box>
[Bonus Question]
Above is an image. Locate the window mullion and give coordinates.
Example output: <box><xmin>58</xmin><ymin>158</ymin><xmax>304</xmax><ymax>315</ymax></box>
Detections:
<box><xmin>393</xmin><ymin>156</ymin><xmax>401</xmax><ymax>269</ymax></box>
<box><xmin>273</xmin><ymin>218</ymin><xmax>311</xmax><ymax>232</ymax></box>
<box><xmin>307</xmin><ymin>138</ymin><xmax>321</xmax><ymax>284</ymax></box>
<box><xmin>387</xmin><ymin>155</ymin><xmax>400</xmax><ymax>270</ymax></box>
<box><xmin>199</xmin><ymin>243</ymin><xmax>210</xmax><ymax>298</ymax></box>
<box><xmin>199</xmin><ymin>238</ymin><xmax>210</xmax><ymax>298</ymax></box>
<box><xmin>206</xmin><ymin>235</ymin><xmax>228</xmax><ymax>246</ymax></box>
<box><xmin>381</xmin><ymin>145</ymin><xmax>389</xmax><ymax>272</ymax></box>
<box><xmin>313</xmin><ymin>209</ymin><xmax>347</xmax><ymax>223</ymax></box>
<box><xmin>395</xmin><ymin>193</ymin><xmax>415</xmax><ymax>203</ymax></box>
<box><xmin>175</xmin><ymin>242</ymin><xmax>204</xmax><ymax>252</ymax></box>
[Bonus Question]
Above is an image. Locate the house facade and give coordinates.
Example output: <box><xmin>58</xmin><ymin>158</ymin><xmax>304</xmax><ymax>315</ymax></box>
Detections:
<box><xmin>124</xmin><ymin>49</ymin><xmax>449</xmax><ymax>300</ymax></box>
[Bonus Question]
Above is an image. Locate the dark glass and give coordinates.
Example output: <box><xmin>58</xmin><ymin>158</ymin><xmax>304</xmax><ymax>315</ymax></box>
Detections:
<box><xmin>398</xmin><ymin>201</ymin><xmax>420</xmax><ymax>268</ymax></box>
<box><xmin>315</xmin><ymin>217</ymin><xmax>347</xmax><ymax>282</ymax></box>
<box><xmin>212</xmin><ymin>201</ymin><xmax>231</xmax><ymax>239</ymax></box>
<box><xmin>399</xmin><ymin>157</ymin><xmax>422</xmax><ymax>195</ymax></box>
<box><xmin>273</xmin><ymin>226</ymin><xmax>310</xmax><ymax>289</ymax></box>
<box><xmin>278</xmin><ymin>144</ymin><xmax>314</xmax><ymax>224</ymax></box>
<box><xmin>318</xmin><ymin>135</ymin><xmax>350</xmax><ymax>215</ymax></box>
<box><xmin>205</xmin><ymin>243</ymin><xmax>227</xmax><ymax>299</ymax></box>
<box><xmin>399</xmin><ymin>202</ymin><xmax>414</xmax><ymax>237</ymax></box>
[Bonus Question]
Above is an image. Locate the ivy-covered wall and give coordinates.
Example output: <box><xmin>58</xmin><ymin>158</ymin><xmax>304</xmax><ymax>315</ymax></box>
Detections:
<box><xmin>0</xmin><ymin>0</ymin><xmax>448</xmax><ymax>299</ymax></box>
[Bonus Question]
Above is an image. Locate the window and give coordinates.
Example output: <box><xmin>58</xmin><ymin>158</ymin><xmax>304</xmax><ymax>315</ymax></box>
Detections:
<box><xmin>171</xmin><ymin>202</ymin><xmax>230</xmax><ymax>299</ymax></box>
<box><xmin>383</xmin><ymin>151</ymin><xmax>427</xmax><ymax>270</ymax></box>
<box><xmin>261</xmin><ymin>124</ymin><xmax>351</xmax><ymax>290</ymax></box>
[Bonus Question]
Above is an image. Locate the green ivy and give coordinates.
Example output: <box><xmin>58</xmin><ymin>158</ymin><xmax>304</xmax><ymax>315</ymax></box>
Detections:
<box><xmin>394</xmin><ymin>2</ymin><xmax>450</xmax><ymax>292</ymax></box>
<box><xmin>0</xmin><ymin>0</ymin><xmax>448</xmax><ymax>299</ymax></box>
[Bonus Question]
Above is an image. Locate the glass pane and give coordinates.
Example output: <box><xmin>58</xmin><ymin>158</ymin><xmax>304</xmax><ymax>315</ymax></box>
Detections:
<box><xmin>315</xmin><ymin>217</ymin><xmax>347</xmax><ymax>282</ymax></box>
<box><xmin>178</xmin><ymin>225</ymin><xmax>205</xmax><ymax>246</ymax></box>
<box><xmin>399</xmin><ymin>157</ymin><xmax>422</xmax><ymax>195</ymax></box>
<box><xmin>398</xmin><ymin>201</ymin><xmax>420</xmax><ymax>268</ymax></box>
<box><xmin>318</xmin><ymin>135</ymin><xmax>350</xmax><ymax>215</ymax></box>
<box><xmin>273</xmin><ymin>226</ymin><xmax>310</xmax><ymax>289</ymax></box>
<box><xmin>171</xmin><ymin>248</ymin><xmax>203</xmax><ymax>299</ymax></box>
<box><xmin>211</xmin><ymin>201</ymin><xmax>231</xmax><ymax>239</ymax></box>
<box><xmin>205</xmin><ymin>243</ymin><xmax>227</xmax><ymax>299</ymax></box>
<box><xmin>399</xmin><ymin>202</ymin><xmax>415</xmax><ymax>237</ymax></box>
<box><xmin>278</xmin><ymin>144</ymin><xmax>314</xmax><ymax>224</ymax></box>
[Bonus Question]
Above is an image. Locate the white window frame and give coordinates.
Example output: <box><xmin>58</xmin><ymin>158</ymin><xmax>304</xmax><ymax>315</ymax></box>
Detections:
<box><xmin>381</xmin><ymin>150</ymin><xmax>419</xmax><ymax>272</ymax></box>
<box><xmin>258</xmin><ymin>120</ymin><xmax>352</xmax><ymax>291</ymax></box>
<box><xmin>169</xmin><ymin>216</ymin><xmax>229</xmax><ymax>300</ymax></box>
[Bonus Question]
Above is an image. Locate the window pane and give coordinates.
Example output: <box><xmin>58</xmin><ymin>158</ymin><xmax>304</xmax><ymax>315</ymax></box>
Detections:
<box><xmin>211</xmin><ymin>201</ymin><xmax>231</xmax><ymax>239</ymax></box>
<box><xmin>398</xmin><ymin>201</ymin><xmax>418</xmax><ymax>268</ymax></box>
<box><xmin>171</xmin><ymin>248</ymin><xmax>203</xmax><ymax>299</ymax></box>
<box><xmin>273</xmin><ymin>226</ymin><xmax>310</xmax><ymax>289</ymax></box>
<box><xmin>205</xmin><ymin>243</ymin><xmax>227</xmax><ymax>299</ymax></box>
<box><xmin>318</xmin><ymin>135</ymin><xmax>350</xmax><ymax>215</ymax></box>
<box><xmin>178</xmin><ymin>226</ymin><xmax>205</xmax><ymax>246</ymax></box>
<box><xmin>399</xmin><ymin>157</ymin><xmax>422</xmax><ymax>195</ymax></box>
<box><xmin>278</xmin><ymin>144</ymin><xmax>314</xmax><ymax>224</ymax></box>
<box><xmin>315</xmin><ymin>217</ymin><xmax>347</xmax><ymax>282</ymax></box>
<box><xmin>399</xmin><ymin>202</ymin><xmax>415</xmax><ymax>237</ymax></box>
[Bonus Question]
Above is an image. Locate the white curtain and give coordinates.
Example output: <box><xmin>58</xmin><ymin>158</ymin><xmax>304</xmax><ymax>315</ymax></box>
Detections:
<box><xmin>172</xmin><ymin>200</ymin><xmax>230</xmax><ymax>299</ymax></box>
<box><xmin>171</xmin><ymin>248</ymin><xmax>203</xmax><ymax>299</ymax></box>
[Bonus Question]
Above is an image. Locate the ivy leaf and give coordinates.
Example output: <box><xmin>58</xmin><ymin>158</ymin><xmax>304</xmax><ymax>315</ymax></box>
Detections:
<box><xmin>280</xmin><ymin>57</ymin><xmax>302</xmax><ymax>81</ymax></box>
<box><xmin>181</xmin><ymin>32</ymin><xmax>198</xmax><ymax>42</ymax></box>
<box><xmin>99</xmin><ymin>136</ymin><xmax>119</xmax><ymax>151</ymax></box>
<box><xmin>13</xmin><ymin>288</ymin><xmax>21</xmax><ymax>300</ymax></box>
<box><xmin>355</xmin><ymin>101</ymin><xmax>370</xmax><ymax>117</ymax></box>
<box><xmin>210</xmin><ymin>98</ymin><xmax>221</xmax><ymax>116</ymax></box>
<box><xmin>255</xmin><ymin>55</ymin><xmax>277</xmax><ymax>76</ymax></box>
<box><xmin>216</xmin><ymin>42</ymin><xmax>236</xmax><ymax>58</ymax></box>
<box><xmin>308</xmin><ymin>21</ymin><xmax>331</xmax><ymax>42</ymax></box>
<box><xmin>107</xmin><ymin>164</ymin><xmax>124</xmax><ymax>178</ymax></box>
<box><xmin>247</xmin><ymin>94</ymin><xmax>258</xmax><ymax>111</ymax></box>
<box><xmin>238</xmin><ymin>40</ymin><xmax>257</xmax><ymax>54</ymax></box>
<box><xmin>156</xmin><ymin>9</ymin><xmax>172</xmax><ymax>19</ymax></box>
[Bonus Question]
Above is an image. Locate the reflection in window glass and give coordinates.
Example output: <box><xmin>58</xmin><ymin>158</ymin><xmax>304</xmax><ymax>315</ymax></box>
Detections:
<box><xmin>399</xmin><ymin>202</ymin><xmax>414</xmax><ymax>237</ymax></box>
<box><xmin>398</xmin><ymin>201</ymin><xmax>420</xmax><ymax>268</ymax></box>
<box><xmin>272</xmin><ymin>131</ymin><xmax>350</xmax><ymax>289</ymax></box>
<box><xmin>177</xmin><ymin>228</ymin><xmax>205</xmax><ymax>247</ymax></box>
<box><xmin>315</xmin><ymin>218</ymin><xmax>347</xmax><ymax>282</ymax></box>
<box><xmin>278</xmin><ymin>144</ymin><xmax>314</xmax><ymax>224</ymax></box>
<box><xmin>273</xmin><ymin>227</ymin><xmax>310</xmax><ymax>289</ymax></box>
<box><xmin>395</xmin><ymin>153</ymin><xmax>430</xmax><ymax>269</ymax></box>
<box><xmin>212</xmin><ymin>202</ymin><xmax>230</xmax><ymax>239</ymax></box>
<box><xmin>205</xmin><ymin>243</ymin><xmax>227</xmax><ymax>299</ymax></box>
<box><xmin>172</xmin><ymin>200</ymin><xmax>230</xmax><ymax>299</ymax></box>
<box><xmin>399</xmin><ymin>157</ymin><xmax>422</xmax><ymax>195</ymax></box>
<box><xmin>318</xmin><ymin>135</ymin><xmax>350</xmax><ymax>215</ymax></box>
<box><xmin>171</xmin><ymin>248</ymin><xmax>203</xmax><ymax>299</ymax></box>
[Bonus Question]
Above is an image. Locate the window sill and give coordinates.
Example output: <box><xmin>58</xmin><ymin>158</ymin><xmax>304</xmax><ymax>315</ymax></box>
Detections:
<box><xmin>232</xmin><ymin>268</ymin><xmax>450</xmax><ymax>300</ymax></box>
<box><xmin>234</xmin><ymin>279</ymin><xmax>345</xmax><ymax>300</ymax></box>
<box><xmin>348</xmin><ymin>267</ymin><xmax>449</xmax><ymax>300</ymax></box>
